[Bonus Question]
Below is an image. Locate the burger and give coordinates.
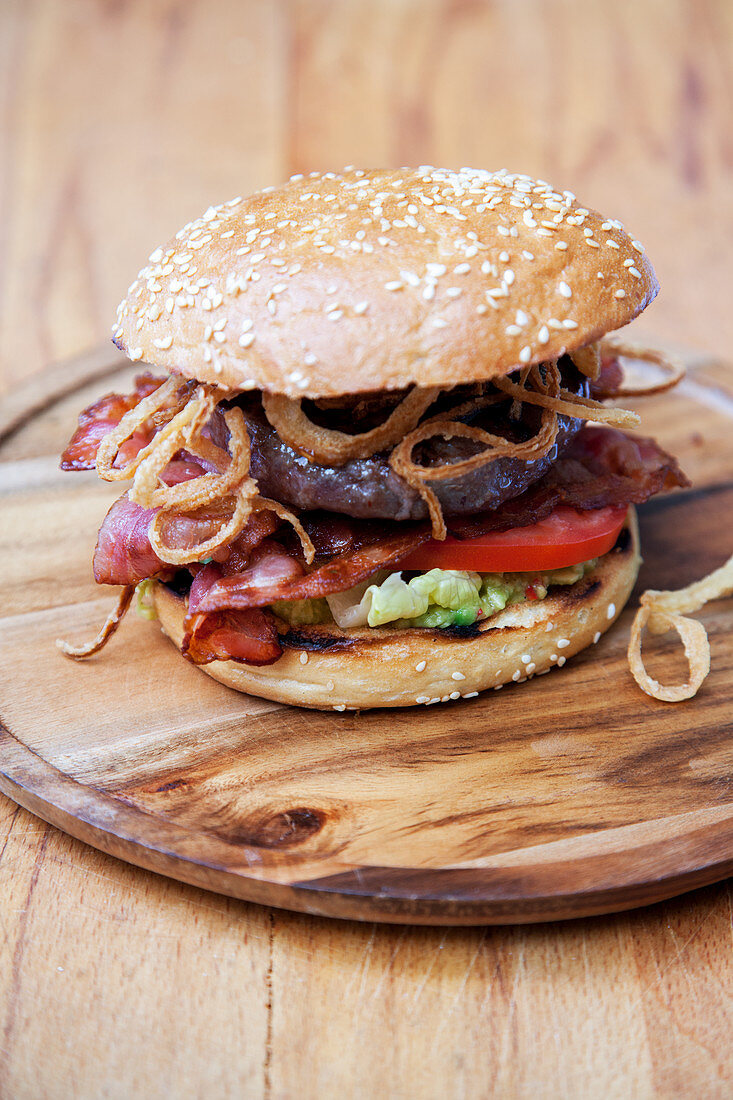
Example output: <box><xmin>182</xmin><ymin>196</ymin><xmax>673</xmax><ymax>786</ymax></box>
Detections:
<box><xmin>59</xmin><ymin>167</ymin><xmax>690</xmax><ymax>709</ymax></box>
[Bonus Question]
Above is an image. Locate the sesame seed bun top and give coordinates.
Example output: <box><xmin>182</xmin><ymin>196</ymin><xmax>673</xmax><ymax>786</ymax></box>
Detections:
<box><xmin>113</xmin><ymin>167</ymin><xmax>658</xmax><ymax>399</ymax></box>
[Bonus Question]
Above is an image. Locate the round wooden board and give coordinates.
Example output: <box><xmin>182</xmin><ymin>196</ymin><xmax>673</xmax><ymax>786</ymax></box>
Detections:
<box><xmin>1</xmin><ymin>345</ymin><xmax>732</xmax><ymax>925</ymax></box>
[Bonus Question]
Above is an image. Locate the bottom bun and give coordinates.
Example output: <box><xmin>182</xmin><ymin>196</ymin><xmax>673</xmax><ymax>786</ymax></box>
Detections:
<box><xmin>152</xmin><ymin>508</ymin><xmax>640</xmax><ymax>710</ymax></box>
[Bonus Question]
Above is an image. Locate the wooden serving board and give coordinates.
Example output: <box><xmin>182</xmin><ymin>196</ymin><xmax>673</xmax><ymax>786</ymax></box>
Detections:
<box><xmin>1</xmin><ymin>345</ymin><xmax>732</xmax><ymax>925</ymax></box>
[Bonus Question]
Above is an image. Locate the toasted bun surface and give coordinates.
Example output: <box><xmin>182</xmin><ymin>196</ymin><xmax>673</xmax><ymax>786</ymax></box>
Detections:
<box><xmin>151</xmin><ymin>510</ymin><xmax>640</xmax><ymax>710</ymax></box>
<box><xmin>114</xmin><ymin>168</ymin><xmax>657</xmax><ymax>400</ymax></box>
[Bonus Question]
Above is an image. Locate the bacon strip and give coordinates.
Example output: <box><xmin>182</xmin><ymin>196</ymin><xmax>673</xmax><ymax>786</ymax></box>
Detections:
<box><xmin>182</xmin><ymin>609</ymin><xmax>282</xmax><ymax>666</ymax></box>
<box><xmin>447</xmin><ymin>428</ymin><xmax>689</xmax><ymax>540</ymax></box>
<box><xmin>196</xmin><ymin>428</ymin><xmax>687</xmax><ymax>613</ymax></box>
<box><xmin>198</xmin><ymin>527</ymin><xmax>431</xmax><ymax>613</ymax></box>
<box><xmin>182</xmin><ymin>560</ymin><xmax>282</xmax><ymax>664</ymax></box>
<box><xmin>60</xmin><ymin>373</ymin><xmax>166</xmax><ymax>470</ymax></box>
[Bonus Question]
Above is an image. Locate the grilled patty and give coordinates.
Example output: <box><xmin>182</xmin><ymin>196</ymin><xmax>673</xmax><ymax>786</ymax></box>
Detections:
<box><xmin>222</xmin><ymin>360</ymin><xmax>588</xmax><ymax>521</ymax></box>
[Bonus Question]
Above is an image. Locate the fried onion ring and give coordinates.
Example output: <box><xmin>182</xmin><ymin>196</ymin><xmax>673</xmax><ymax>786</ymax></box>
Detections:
<box><xmin>150</xmin><ymin>491</ymin><xmax>256</xmax><ymax>565</ymax></box>
<box><xmin>390</xmin><ymin>363</ymin><xmax>562</xmax><ymax>538</ymax></box>
<box><xmin>492</xmin><ymin>370</ymin><xmax>641</xmax><ymax>428</ymax></box>
<box><xmin>57</xmin><ymin>586</ymin><xmax>135</xmax><ymax>659</ymax></box>
<box><xmin>628</xmin><ymin>553</ymin><xmax>733</xmax><ymax>701</ymax></box>
<box><xmin>95</xmin><ymin>376</ymin><xmax>193</xmax><ymax>481</ymax></box>
<box><xmin>262</xmin><ymin>386</ymin><xmax>440</xmax><ymax>466</ymax></box>
<box><xmin>599</xmin><ymin>339</ymin><xmax>686</xmax><ymax>397</ymax></box>
<box><xmin>253</xmin><ymin>497</ymin><xmax>315</xmax><ymax>565</ymax></box>
<box><xmin>628</xmin><ymin>602</ymin><xmax>710</xmax><ymax>703</ymax></box>
<box><xmin>131</xmin><ymin>405</ymin><xmax>251</xmax><ymax>512</ymax></box>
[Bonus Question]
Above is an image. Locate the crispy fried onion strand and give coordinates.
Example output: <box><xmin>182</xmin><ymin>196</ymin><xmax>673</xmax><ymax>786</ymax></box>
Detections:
<box><xmin>127</xmin><ymin>395</ymin><xmax>315</xmax><ymax>566</ymax></box>
<box><xmin>131</xmin><ymin>403</ymin><xmax>250</xmax><ymax>511</ymax></box>
<box><xmin>600</xmin><ymin>339</ymin><xmax>686</xmax><ymax>397</ymax></box>
<box><xmin>57</xmin><ymin>586</ymin><xmax>135</xmax><ymax>660</ymax></box>
<box><xmin>492</xmin><ymin>367</ymin><xmax>642</xmax><ymax>428</ymax></box>
<box><xmin>628</xmin><ymin>554</ymin><xmax>733</xmax><ymax>701</ymax></box>
<box><xmin>95</xmin><ymin>376</ymin><xmax>194</xmax><ymax>481</ymax></box>
<box><xmin>145</xmin><ymin>404</ymin><xmax>259</xmax><ymax>565</ymax></box>
<box><xmin>252</xmin><ymin>497</ymin><xmax>315</xmax><ymax>564</ymax></box>
<box><xmin>570</xmin><ymin>341</ymin><xmax>601</xmax><ymax>380</ymax></box>
<box><xmin>262</xmin><ymin>386</ymin><xmax>441</xmax><ymax>466</ymax></box>
<box><xmin>390</xmin><ymin>363</ymin><xmax>562</xmax><ymax>540</ymax></box>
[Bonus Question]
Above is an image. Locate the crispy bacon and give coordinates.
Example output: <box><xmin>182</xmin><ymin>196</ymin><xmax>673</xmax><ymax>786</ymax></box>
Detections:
<box><xmin>181</xmin><ymin>546</ymin><xmax>296</xmax><ymax>665</ymax></box>
<box><xmin>93</xmin><ymin>476</ymin><xmax>282</xmax><ymax>586</ymax></box>
<box><xmin>196</xmin><ymin>428</ymin><xmax>687</xmax><ymax>613</ymax></box>
<box><xmin>447</xmin><ymin>427</ymin><xmax>689</xmax><ymax>540</ymax></box>
<box><xmin>198</xmin><ymin>526</ymin><xmax>431</xmax><ymax>613</ymax></box>
<box><xmin>60</xmin><ymin>373</ymin><xmax>166</xmax><ymax>470</ymax></box>
<box><xmin>182</xmin><ymin>608</ymin><xmax>282</xmax><ymax>665</ymax></box>
<box><xmin>94</xmin><ymin>495</ymin><xmax>165</xmax><ymax>586</ymax></box>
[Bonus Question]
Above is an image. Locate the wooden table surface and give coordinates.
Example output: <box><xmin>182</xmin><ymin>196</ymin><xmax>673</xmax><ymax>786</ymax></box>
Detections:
<box><xmin>1</xmin><ymin>2</ymin><xmax>732</xmax><ymax>1097</ymax></box>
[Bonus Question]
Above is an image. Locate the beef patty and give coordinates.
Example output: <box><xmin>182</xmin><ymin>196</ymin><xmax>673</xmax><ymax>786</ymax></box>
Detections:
<box><xmin>219</xmin><ymin>360</ymin><xmax>588</xmax><ymax>521</ymax></box>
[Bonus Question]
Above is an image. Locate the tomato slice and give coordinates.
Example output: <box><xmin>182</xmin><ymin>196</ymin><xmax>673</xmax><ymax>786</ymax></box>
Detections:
<box><xmin>398</xmin><ymin>505</ymin><xmax>629</xmax><ymax>573</ymax></box>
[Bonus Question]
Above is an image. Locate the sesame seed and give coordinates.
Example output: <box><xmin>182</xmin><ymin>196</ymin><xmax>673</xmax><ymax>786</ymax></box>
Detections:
<box><xmin>453</xmin><ymin>263</ymin><xmax>471</xmax><ymax>274</ymax></box>
<box><xmin>515</xmin><ymin>309</ymin><xmax>528</xmax><ymax>325</ymax></box>
<box><xmin>606</xmin><ymin>240</ymin><xmax>620</xmax><ymax>249</ymax></box>
<box><xmin>505</xmin><ymin>324</ymin><xmax>522</xmax><ymax>336</ymax></box>
<box><xmin>562</xmin><ymin>319</ymin><xmax>578</xmax><ymax>329</ymax></box>
<box><xmin>629</xmin><ymin>266</ymin><xmax>642</xmax><ymax>278</ymax></box>
<box><xmin>128</xmin><ymin>347</ymin><xmax>143</xmax><ymax>361</ymax></box>
<box><xmin>451</xmin><ymin>671</ymin><xmax>465</xmax><ymax>680</ymax></box>
<box><xmin>545</xmin><ymin>621</ymin><xmax>554</xmax><ymax>631</ymax></box>
<box><xmin>238</xmin><ymin>333</ymin><xmax>255</xmax><ymax>348</ymax></box>
<box><xmin>521</xmin><ymin>654</ymin><xmax>531</xmax><ymax>664</ymax></box>
<box><xmin>426</xmin><ymin>262</ymin><xmax>447</xmax><ymax>276</ymax></box>
<box><xmin>512</xmin><ymin>670</ymin><xmax>521</xmax><ymax>681</ymax></box>
<box><xmin>385</xmin><ymin>280</ymin><xmax>403</xmax><ymax>291</ymax></box>
<box><xmin>555</xmin><ymin>241</ymin><xmax>568</xmax><ymax>251</ymax></box>
<box><xmin>449</xmin><ymin>691</ymin><xmax>461</xmax><ymax>701</ymax></box>
<box><xmin>446</xmin><ymin>287</ymin><xmax>462</xmax><ymax>298</ymax></box>
<box><xmin>557</xmin><ymin>656</ymin><xmax>566</xmax><ymax>667</ymax></box>
<box><xmin>558</xmin><ymin>281</ymin><xmax>572</xmax><ymax>298</ymax></box>
<box><xmin>463</xmin><ymin>691</ymin><xmax>478</xmax><ymax>699</ymax></box>
<box><xmin>504</xmin><ymin>269</ymin><xmax>515</xmax><ymax>286</ymax></box>
<box><xmin>526</xmin><ymin>663</ymin><xmax>536</xmax><ymax>675</ymax></box>
<box><xmin>557</xmin><ymin>638</ymin><xmax>570</xmax><ymax>649</ymax></box>
<box><xmin>333</xmin><ymin>704</ymin><xmax>346</xmax><ymax>712</ymax></box>
<box><xmin>327</xmin><ymin>310</ymin><xmax>343</xmax><ymax>321</ymax></box>
<box><xmin>354</xmin><ymin>301</ymin><xmax>369</xmax><ymax>314</ymax></box>
<box><xmin>538</xmin><ymin>325</ymin><xmax>550</xmax><ymax>344</ymax></box>
<box><xmin>593</xmin><ymin>631</ymin><xmax>601</xmax><ymax>644</ymax></box>
<box><xmin>607</xmin><ymin>602</ymin><xmax>616</xmax><ymax>619</ymax></box>
<box><xmin>416</xmin><ymin>696</ymin><xmax>430</xmax><ymax>704</ymax></box>
<box><xmin>519</xmin><ymin>346</ymin><xmax>532</xmax><ymax>363</ymax></box>
<box><xmin>416</xmin><ymin>660</ymin><xmax>427</xmax><ymax>672</ymax></box>
<box><xmin>614</xmin><ymin>289</ymin><xmax>626</xmax><ymax>299</ymax></box>
<box><xmin>522</xmin><ymin>250</ymin><xmax>534</xmax><ymax>260</ymax></box>
<box><xmin>499</xmin><ymin>250</ymin><xmax>510</xmax><ymax>263</ymax></box>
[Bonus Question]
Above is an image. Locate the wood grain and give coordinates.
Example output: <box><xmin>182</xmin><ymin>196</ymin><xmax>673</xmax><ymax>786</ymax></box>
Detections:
<box><xmin>2</xmin><ymin>1</ymin><xmax>733</xmax><ymax>1097</ymax></box>
<box><xmin>1</xmin><ymin>345</ymin><xmax>732</xmax><ymax>930</ymax></box>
